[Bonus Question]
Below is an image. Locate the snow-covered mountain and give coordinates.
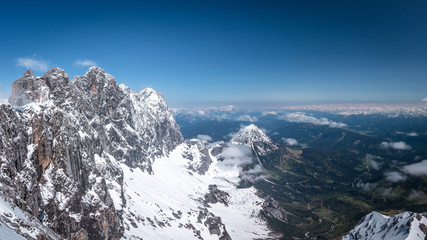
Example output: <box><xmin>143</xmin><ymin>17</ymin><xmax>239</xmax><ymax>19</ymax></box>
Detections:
<box><xmin>231</xmin><ymin>124</ymin><xmax>278</xmax><ymax>155</ymax></box>
<box><xmin>341</xmin><ymin>211</ymin><xmax>427</xmax><ymax>240</ymax></box>
<box><xmin>231</xmin><ymin>124</ymin><xmax>281</xmax><ymax>169</ymax></box>
<box><xmin>231</xmin><ymin>124</ymin><xmax>275</xmax><ymax>148</ymax></box>
<box><xmin>0</xmin><ymin>68</ymin><xmax>279</xmax><ymax>239</ymax></box>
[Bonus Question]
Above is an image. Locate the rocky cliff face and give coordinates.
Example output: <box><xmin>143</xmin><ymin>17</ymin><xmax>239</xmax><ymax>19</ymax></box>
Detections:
<box><xmin>0</xmin><ymin>67</ymin><xmax>183</xmax><ymax>239</ymax></box>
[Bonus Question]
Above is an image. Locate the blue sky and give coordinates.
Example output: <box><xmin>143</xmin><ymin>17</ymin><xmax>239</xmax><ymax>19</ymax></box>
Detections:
<box><xmin>0</xmin><ymin>0</ymin><xmax>426</xmax><ymax>107</ymax></box>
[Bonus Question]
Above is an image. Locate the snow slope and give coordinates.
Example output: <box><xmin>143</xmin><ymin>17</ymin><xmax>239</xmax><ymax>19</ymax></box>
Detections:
<box><xmin>119</xmin><ymin>141</ymin><xmax>273</xmax><ymax>239</ymax></box>
<box><xmin>0</xmin><ymin>194</ymin><xmax>61</xmax><ymax>240</ymax></box>
<box><xmin>0</xmin><ymin>220</ymin><xmax>26</xmax><ymax>240</ymax></box>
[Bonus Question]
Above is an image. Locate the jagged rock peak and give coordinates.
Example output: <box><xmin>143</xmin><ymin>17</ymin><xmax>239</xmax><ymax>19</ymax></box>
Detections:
<box><xmin>72</xmin><ymin>66</ymin><xmax>117</xmax><ymax>94</ymax></box>
<box><xmin>42</xmin><ymin>67</ymin><xmax>68</xmax><ymax>81</ymax></box>
<box><xmin>42</xmin><ymin>68</ymin><xmax>69</xmax><ymax>91</ymax></box>
<box><xmin>8</xmin><ymin>68</ymin><xmax>71</xmax><ymax>107</ymax></box>
<box><xmin>22</xmin><ymin>69</ymin><xmax>34</xmax><ymax>78</ymax></box>
<box><xmin>342</xmin><ymin>211</ymin><xmax>427</xmax><ymax>240</ymax></box>
<box><xmin>9</xmin><ymin>69</ymin><xmax>45</xmax><ymax>107</ymax></box>
<box><xmin>231</xmin><ymin>124</ymin><xmax>274</xmax><ymax>146</ymax></box>
<box><xmin>135</xmin><ymin>87</ymin><xmax>167</xmax><ymax>106</ymax></box>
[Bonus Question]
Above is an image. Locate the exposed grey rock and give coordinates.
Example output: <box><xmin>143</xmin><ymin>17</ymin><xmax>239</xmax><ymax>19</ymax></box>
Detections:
<box><xmin>204</xmin><ymin>185</ymin><xmax>230</xmax><ymax>207</ymax></box>
<box><xmin>196</xmin><ymin>209</ymin><xmax>231</xmax><ymax>240</ymax></box>
<box><xmin>9</xmin><ymin>69</ymin><xmax>40</xmax><ymax>107</ymax></box>
<box><xmin>182</xmin><ymin>139</ymin><xmax>212</xmax><ymax>174</ymax></box>
<box><xmin>261</xmin><ymin>196</ymin><xmax>289</xmax><ymax>223</ymax></box>
<box><xmin>1</xmin><ymin>67</ymin><xmax>184</xmax><ymax>239</ymax></box>
<box><xmin>210</xmin><ymin>141</ymin><xmax>226</xmax><ymax>157</ymax></box>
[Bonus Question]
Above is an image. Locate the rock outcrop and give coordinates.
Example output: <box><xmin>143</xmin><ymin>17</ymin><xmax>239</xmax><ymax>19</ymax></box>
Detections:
<box><xmin>0</xmin><ymin>67</ymin><xmax>183</xmax><ymax>239</ymax></box>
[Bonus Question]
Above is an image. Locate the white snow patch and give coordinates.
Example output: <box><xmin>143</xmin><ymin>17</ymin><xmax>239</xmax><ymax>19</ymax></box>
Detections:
<box><xmin>78</xmin><ymin>130</ymin><xmax>90</xmax><ymax>139</ymax></box>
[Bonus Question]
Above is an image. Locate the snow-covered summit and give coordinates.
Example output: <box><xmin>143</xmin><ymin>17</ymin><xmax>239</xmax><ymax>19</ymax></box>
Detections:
<box><xmin>342</xmin><ymin>211</ymin><xmax>427</xmax><ymax>240</ymax></box>
<box><xmin>231</xmin><ymin>124</ymin><xmax>275</xmax><ymax>146</ymax></box>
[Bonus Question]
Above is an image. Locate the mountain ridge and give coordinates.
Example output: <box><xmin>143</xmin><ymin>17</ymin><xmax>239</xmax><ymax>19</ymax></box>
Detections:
<box><xmin>0</xmin><ymin>67</ymin><xmax>276</xmax><ymax>239</ymax></box>
<box><xmin>0</xmin><ymin>67</ymin><xmax>184</xmax><ymax>239</ymax></box>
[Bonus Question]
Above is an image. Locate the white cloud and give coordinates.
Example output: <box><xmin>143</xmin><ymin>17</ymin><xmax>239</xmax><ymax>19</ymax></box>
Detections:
<box><xmin>370</xmin><ymin>160</ymin><xmax>382</xmax><ymax>171</ymax></box>
<box><xmin>396</xmin><ymin>131</ymin><xmax>418</xmax><ymax>137</ymax></box>
<box><xmin>74</xmin><ymin>59</ymin><xmax>98</xmax><ymax>67</ymax></box>
<box><xmin>245</xmin><ymin>164</ymin><xmax>264</xmax><ymax>174</ymax></box>
<box><xmin>197</xmin><ymin>110</ymin><xmax>206</xmax><ymax>115</ymax></box>
<box><xmin>422</xmin><ymin>97</ymin><xmax>427</xmax><ymax>102</ymax></box>
<box><xmin>217</xmin><ymin>143</ymin><xmax>264</xmax><ymax>182</ymax></box>
<box><xmin>382</xmin><ymin>159</ymin><xmax>427</xmax><ymax>183</ymax></box>
<box><xmin>356</xmin><ymin>182</ymin><xmax>377</xmax><ymax>191</ymax></box>
<box><xmin>220</xmin><ymin>144</ymin><xmax>253</xmax><ymax>166</ymax></box>
<box><xmin>384</xmin><ymin>171</ymin><xmax>407</xmax><ymax>182</ymax></box>
<box><xmin>365</xmin><ymin>154</ymin><xmax>382</xmax><ymax>170</ymax></box>
<box><xmin>278</xmin><ymin>112</ymin><xmax>347</xmax><ymax>128</ymax></box>
<box><xmin>282</xmin><ymin>138</ymin><xmax>298</xmax><ymax>146</ymax></box>
<box><xmin>16</xmin><ymin>56</ymin><xmax>49</xmax><ymax>72</ymax></box>
<box><xmin>262</xmin><ymin>111</ymin><xmax>277</xmax><ymax>116</ymax></box>
<box><xmin>402</xmin><ymin>160</ymin><xmax>427</xmax><ymax>176</ymax></box>
<box><xmin>382</xmin><ymin>187</ymin><xmax>395</xmax><ymax>197</ymax></box>
<box><xmin>380</xmin><ymin>141</ymin><xmax>411</xmax><ymax>150</ymax></box>
<box><xmin>196</xmin><ymin>134</ymin><xmax>212</xmax><ymax>142</ymax></box>
<box><xmin>236</xmin><ymin>114</ymin><xmax>258</xmax><ymax>122</ymax></box>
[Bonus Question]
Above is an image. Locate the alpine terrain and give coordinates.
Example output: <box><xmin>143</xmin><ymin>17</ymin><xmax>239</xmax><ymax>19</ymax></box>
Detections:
<box><xmin>1</xmin><ymin>67</ymin><xmax>426</xmax><ymax>240</ymax></box>
<box><xmin>0</xmin><ymin>67</ymin><xmax>282</xmax><ymax>239</ymax></box>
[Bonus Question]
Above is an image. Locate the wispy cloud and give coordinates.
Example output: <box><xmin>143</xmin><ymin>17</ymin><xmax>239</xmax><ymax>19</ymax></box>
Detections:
<box><xmin>384</xmin><ymin>171</ymin><xmax>407</xmax><ymax>182</ymax></box>
<box><xmin>396</xmin><ymin>131</ymin><xmax>418</xmax><ymax>137</ymax></box>
<box><xmin>365</xmin><ymin>154</ymin><xmax>383</xmax><ymax>170</ymax></box>
<box><xmin>408</xmin><ymin>189</ymin><xmax>424</xmax><ymax>200</ymax></box>
<box><xmin>74</xmin><ymin>59</ymin><xmax>98</xmax><ymax>67</ymax></box>
<box><xmin>217</xmin><ymin>143</ymin><xmax>265</xmax><ymax>181</ymax></box>
<box><xmin>278</xmin><ymin>112</ymin><xmax>347</xmax><ymax>128</ymax></box>
<box><xmin>236</xmin><ymin>114</ymin><xmax>258</xmax><ymax>122</ymax></box>
<box><xmin>422</xmin><ymin>98</ymin><xmax>427</xmax><ymax>102</ymax></box>
<box><xmin>380</xmin><ymin>141</ymin><xmax>411</xmax><ymax>150</ymax></box>
<box><xmin>15</xmin><ymin>56</ymin><xmax>49</xmax><ymax>72</ymax></box>
<box><xmin>370</xmin><ymin>160</ymin><xmax>382</xmax><ymax>170</ymax></box>
<box><xmin>356</xmin><ymin>182</ymin><xmax>377</xmax><ymax>191</ymax></box>
<box><xmin>382</xmin><ymin>187</ymin><xmax>395</xmax><ymax>197</ymax></box>
<box><xmin>262</xmin><ymin>111</ymin><xmax>277</xmax><ymax>116</ymax></box>
<box><xmin>380</xmin><ymin>159</ymin><xmax>427</xmax><ymax>183</ymax></box>
<box><xmin>197</xmin><ymin>134</ymin><xmax>212</xmax><ymax>142</ymax></box>
<box><xmin>282</xmin><ymin>138</ymin><xmax>298</xmax><ymax>146</ymax></box>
